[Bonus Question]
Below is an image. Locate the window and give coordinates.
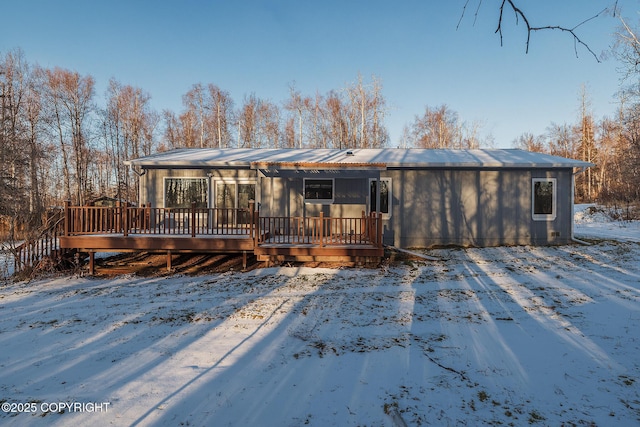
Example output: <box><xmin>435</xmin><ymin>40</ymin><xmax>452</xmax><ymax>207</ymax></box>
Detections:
<box><xmin>532</xmin><ymin>178</ymin><xmax>556</xmax><ymax>221</ymax></box>
<box><xmin>304</xmin><ymin>179</ymin><xmax>334</xmax><ymax>203</ymax></box>
<box><xmin>164</xmin><ymin>178</ymin><xmax>208</xmax><ymax>208</ymax></box>
<box><xmin>369</xmin><ymin>178</ymin><xmax>392</xmax><ymax>218</ymax></box>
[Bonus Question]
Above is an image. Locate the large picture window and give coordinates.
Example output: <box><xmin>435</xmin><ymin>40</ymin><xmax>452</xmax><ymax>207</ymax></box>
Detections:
<box><xmin>369</xmin><ymin>178</ymin><xmax>392</xmax><ymax>218</ymax></box>
<box><xmin>164</xmin><ymin>178</ymin><xmax>208</xmax><ymax>208</ymax></box>
<box><xmin>304</xmin><ymin>179</ymin><xmax>334</xmax><ymax>203</ymax></box>
<box><xmin>532</xmin><ymin>178</ymin><xmax>556</xmax><ymax>221</ymax></box>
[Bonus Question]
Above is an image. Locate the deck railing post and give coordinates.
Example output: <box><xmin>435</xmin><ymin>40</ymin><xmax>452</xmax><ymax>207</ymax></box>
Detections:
<box><xmin>64</xmin><ymin>200</ymin><xmax>70</xmax><ymax>236</ymax></box>
<box><xmin>254</xmin><ymin>208</ymin><xmax>260</xmax><ymax>248</ymax></box>
<box><xmin>377</xmin><ymin>211</ymin><xmax>383</xmax><ymax>248</ymax></box>
<box><xmin>123</xmin><ymin>202</ymin><xmax>129</xmax><ymax>237</ymax></box>
<box><xmin>191</xmin><ymin>202</ymin><xmax>196</xmax><ymax>238</ymax></box>
<box><xmin>115</xmin><ymin>201</ymin><xmax>121</xmax><ymax>233</ymax></box>
<box><xmin>319</xmin><ymin>212</ymin><xmax>324</xmax><ymax>248</ymax></box>
<box><xmin>146</xmin><ymin>203</ymin><xmax>152</xmax><ymax>232</ymax></box>
<box><xmin>249</xmin><ymin>200</ymin><xmax>255</xmax><ymax>240</ymax></box>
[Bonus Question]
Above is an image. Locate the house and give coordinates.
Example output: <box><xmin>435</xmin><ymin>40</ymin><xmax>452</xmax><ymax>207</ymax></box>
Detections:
<box><xmin>125</xmin><ymin>147</ymin><xmax>591</xmax><ymax>247</ymax></box>
<box><xmin>58</xmin><ymin>148</ymin><xmax>591</xmax><ymax>272</ymax></box>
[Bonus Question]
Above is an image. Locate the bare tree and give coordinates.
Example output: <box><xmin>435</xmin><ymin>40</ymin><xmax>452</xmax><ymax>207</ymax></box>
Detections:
<box><xmin>284</xmin><ymin>83</ymin><xmax>309</xmax><ymax>148</ymax></box>
<box><xmin>258</xmin><ymin>99</ymin><xmax>281</xmax><ymax>148</ymax></box>
<box><xmin>613</xmin><ymin>15</ymin><xmax>640</xmax><ymax>81</ymax></box>
<box><xmin>283</xmin><ymin>116</ymin><xmax>296</xmax><ymax>148</ymax></box>
<box><xmin>183</xmin><ymin>83</ymin><xmax>207</xmax><ymax>148</ymax></box>
<box><xmin>0</xmin><ymin>49</ymin><xmax>30</xmax><ymax>236</ymax></box>
<box><xmin>207</xmin><ymin>84</ymin><xmax>234</xmax><ymax>148</ymax></box>
<box><xmin>237</xmin><ymin>93</ymin><xmax>259</xmax><ymax>148</ymax></box>
<box><xmin>168</xmin><ymin>83</ymin><xmax>234</xmax><ymax>149</ymax></box>
<box><xmin>576</xmin><ymin>85</ymin><xmax>597</xmax><ymax>202</ymax></box>
<box><xmin>595</xmin><ymin>116</ymin><xmax>621</xmax><ymax>201</ymax></box>
<box><xmin>324</xmin><ymin>90</ymin><xmax>348</xmax><ymax>149</ymax></box>
<box><xmin>610</xmin><ymin>19</ymin><xmax>640</xmax><ymax>203</ymax></box>
<box><xmin>24</xmin><ymin>64</ymin><xmax>47</xmax><ymax>216</ymax></box>
<box><xmin>161</xmin><ymin>109</ymin><xmax>183</xmax><ymax>150</ymax></box>
<box><xmin>42</xmin><ymin>67</ymin><xmax>95</xmax><ymax>205</ymax></box>
<box><xmin>102</xmin><ymin>79</ymin><xmax>158</xmax><ymax>201</ymax></box>
<box><xmin>546</xmin><ymin>122</ymin><xmax>578</xmax><ymax>159</ymax></box>
<box><xmin>343</xmin><ymin>74</ymin><xmax>388</xmax><ymax>148</ymax></box>
<box><xmin>512</xmin><ymin>132</ymin><xmax>546</xmax><ymax>152</ymax></box>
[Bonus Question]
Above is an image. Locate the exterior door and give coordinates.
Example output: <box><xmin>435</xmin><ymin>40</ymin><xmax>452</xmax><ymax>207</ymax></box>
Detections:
<box><xmin>215</xmin><ymin>182</ymin><xmax>256</xmax><ymax>225</ymax></box>
<box><xmin>216</xmin><ymin>183</ymin><xmax>236</xmax><ymax>225</ymax></box>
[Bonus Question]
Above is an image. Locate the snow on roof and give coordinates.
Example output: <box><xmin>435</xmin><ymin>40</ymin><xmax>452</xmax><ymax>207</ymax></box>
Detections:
<box><xmin>125</xmin><ymin>148</ymin><xmax>593</xmax><ymax>169</ymax></box>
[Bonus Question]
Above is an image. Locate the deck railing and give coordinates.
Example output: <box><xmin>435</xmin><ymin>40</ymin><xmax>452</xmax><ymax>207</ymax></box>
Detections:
<box><xmin>64</xmin><ymin>202</ymin><xmax>254</xmax><ymax>237</ymax></box>
<box><xmin>256</xmin><ymin>211</ymin><xmax>383</xmax><ymax>248</ymax></box>
<box><xmin>63</xmin><ymin>202</ymin><xmax>383</xmax><ymax>249</ymax></box>
<box><xmin>14</xmin><ymin>209</ymin><xmax>68</xmax><ymax>273</ymax></box>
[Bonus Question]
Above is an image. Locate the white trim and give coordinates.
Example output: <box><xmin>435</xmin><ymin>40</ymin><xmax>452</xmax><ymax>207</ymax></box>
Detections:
<box><xmin>303</xmin><ymin>178</ymin><xmax>335</xmax><ymax>204</ymax></box>
<box><xmin>532</xmin><ymin>178</ymin><xmax>557</xmax><ymax>221</ymax></box>
<box><xmin>369</xmin><ymin>177</ymin><xmax>392</xmax><ymax>219</ymax></box>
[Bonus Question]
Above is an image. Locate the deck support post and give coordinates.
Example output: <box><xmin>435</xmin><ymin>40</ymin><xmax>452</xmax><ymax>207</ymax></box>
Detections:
<box><xmin>167</xmin><ymin>250</ymin><xmax>172</xmax><ymax>271</ymax></box>
<box><xmin>88</xmin><ymin>251</ymin><xmax>95</xmax><ymax>275</ymax></box>
<box><xmin>242</xmin><ymin>251</ymin><xmax>247</xmax><ymax>270</ymax></box>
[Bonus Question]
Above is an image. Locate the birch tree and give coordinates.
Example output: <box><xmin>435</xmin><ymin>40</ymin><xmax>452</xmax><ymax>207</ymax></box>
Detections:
<box><xmin>0</xmin><ymin>49</ymin><xmax>29</xmax><ymax>230</ymax></box>
<box><xmin>42</xmin><ymin>67</ymin><xmax>95</xmax><ymax>205</ymax></box>
<box><xmin>102</xmin><ymin>79</ymin><xmax>158</xmax><ymax>201</ymax></box>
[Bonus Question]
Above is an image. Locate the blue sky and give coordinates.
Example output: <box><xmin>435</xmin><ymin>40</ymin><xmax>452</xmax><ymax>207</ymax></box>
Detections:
<box><xmin>1</xmin><ymin>0</ymin><xmax>634</xmax><ymax>148</ymax></box>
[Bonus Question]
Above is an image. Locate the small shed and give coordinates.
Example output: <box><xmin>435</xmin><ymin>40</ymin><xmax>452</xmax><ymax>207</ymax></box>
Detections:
<box><xmin>125</xmin><ymin>148</ymin><xmax>592</xmax><ymax>248</ymax></box>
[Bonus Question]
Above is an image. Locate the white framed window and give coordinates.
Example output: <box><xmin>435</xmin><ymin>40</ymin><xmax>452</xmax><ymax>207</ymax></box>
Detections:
<box><xmin>304</xmin><ymin>178</ymin><xmax>334</xmax><ymax>204</ymax></box>
<box><xmin>369</xmin><ymin>178</ymin><xmax>392</xmax><ymax>218</ymax></box>
<box><xmin>532</xmin><ymin>178</ymin><xmax>557</xmax><ymax>221</ymax></box>
<box><xmin>164</xmin><ymin>177</ymin><xmax>208</xmax><ymax>208</ymax></box>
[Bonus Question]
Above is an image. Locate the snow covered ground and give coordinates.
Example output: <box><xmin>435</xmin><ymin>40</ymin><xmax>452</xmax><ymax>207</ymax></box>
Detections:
<box><xmin>0</xmin><ymin>205</ymin><xmax>639</xmax><ymax>426</ymax></box>
<box><xmin>574</xmin><ymin>204</ymin><xmax>640</xmax><ymax>243</ymax></box>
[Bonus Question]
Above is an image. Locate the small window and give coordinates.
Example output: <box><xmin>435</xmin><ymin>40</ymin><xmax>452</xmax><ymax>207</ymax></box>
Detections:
<box><xmin>532</xmin><ymin>178</ymin><xmax>556</xmax><ymax>221</ymax></box>
<box><xmin>304</xmin><ymin>179</ymin><xmax>334</xmax><ymax>203</ymax></box>
<box><xmin>164</xmin><ymin>178</ymin><xmax>208</xmax><ymax>208</ymax></box>
<box><xmin>370</xmin><ymin>178</ymin><xmax>392</xmax><ymax>218</ymax></box>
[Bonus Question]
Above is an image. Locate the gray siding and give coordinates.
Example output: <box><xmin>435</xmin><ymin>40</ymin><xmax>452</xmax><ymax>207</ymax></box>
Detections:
<box><xmin>259</xmin><ymin>176</ymin><xmax>369</xmax><ymax>218</ymax></box>
<box><xmin>385</xmin><ymin>168</ymin><xmax>574</xmax><ymax>248</ymax></box>
<box><xmin>139</xmin><ymin>165</ymin><xmax>576</xmax><ymax>248</ymax></box>
<box><xmin>140</xmin><ymin>168</ymin><xmax>257</xmax><ymax>208</ymax></box>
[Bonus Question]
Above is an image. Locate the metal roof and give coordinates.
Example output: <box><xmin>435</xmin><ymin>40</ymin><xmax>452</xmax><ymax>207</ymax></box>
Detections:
<box><xmin>125</xmin><ymin>148</ymin><xmax>593</xmax><ymax>169</ymax></box>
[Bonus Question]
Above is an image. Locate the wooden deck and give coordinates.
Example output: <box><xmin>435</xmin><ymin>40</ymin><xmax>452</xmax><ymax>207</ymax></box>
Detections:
<box><xmin>59</xmin><ymin>202</ymin><xmax>384</xmax><ymax>272</ymax></box>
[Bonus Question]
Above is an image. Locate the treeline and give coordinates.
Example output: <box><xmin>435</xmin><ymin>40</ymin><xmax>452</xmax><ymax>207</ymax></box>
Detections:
<box><xmin>513</xmin><ymin>86</ymin><xmax>640</xmax><ymax>204</ymax></box>
<box><xmin>0</xmin><ymin>49</ymin><xmax>395</xmax><ymax>221</ymax></box>
<box><xmin>2</xmin><ymin>28</ymin><xmax>640</xmax><ymax>237</ymax></box>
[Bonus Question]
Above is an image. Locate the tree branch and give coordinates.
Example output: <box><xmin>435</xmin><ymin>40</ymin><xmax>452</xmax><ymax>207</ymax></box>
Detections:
<box><xmin>457</xmin><ymin>0</ymin><xmax>483</xmax><ymax>30</ymax></box>
<box><xmin>494</xmin><ymin>0</ymin><xmax>607</xmax><ymax>62</ymax></box>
